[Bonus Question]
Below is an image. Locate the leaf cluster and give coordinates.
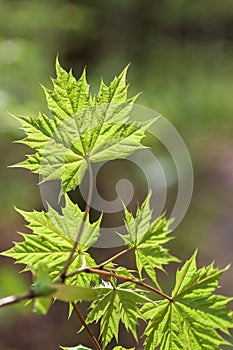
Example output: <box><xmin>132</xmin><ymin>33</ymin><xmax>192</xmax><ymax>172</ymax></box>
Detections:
<box><xmin>1</xmin><ymin>60</ymin><xmax>232</xmax><ymax>350</ymax></box>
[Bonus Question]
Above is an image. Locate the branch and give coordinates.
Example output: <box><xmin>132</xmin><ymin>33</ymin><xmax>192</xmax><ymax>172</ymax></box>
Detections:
<box><xmin>98</xmin><ymin>247</ymin><xmax>132</xmax><ymax>269</ymax></box>
<box><xmin>62</xmin><ymin>246</ymin><xmax>172</xmax><ymax>300</ymax></box>
<box><xmin>60</xmin><ymin>157</ymin><xmax>94</xmax><ymax>281</ymax></box>
<box><xmin>72</xmin><ymin>302</ymin><xmax>102</xmax><ymax>350</ymax></box>
<box><xmin>66</xmin><ymin>267</ymin><xmax>172</xmax><ymax>301</ymax></box>
<box><xmin>0</xmin><ymin>290</ymin><xmax>35</xmax><ymax>308</ymax></box>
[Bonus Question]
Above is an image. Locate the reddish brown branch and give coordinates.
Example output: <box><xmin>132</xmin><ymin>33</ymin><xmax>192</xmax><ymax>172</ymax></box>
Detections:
<box><xmin>66</xmin><ymin>267</ymin><xmax>172</xmax><ymax>301</ymax></box>
<box><xmin>72</xmin><ymin>302</ymin><xmax>102</xmax><ymax>350</ymax></box>
<box><xmin>98</xmin><ymin>247</ymin><xmax>132</xmax><ymax>269</ymax></box>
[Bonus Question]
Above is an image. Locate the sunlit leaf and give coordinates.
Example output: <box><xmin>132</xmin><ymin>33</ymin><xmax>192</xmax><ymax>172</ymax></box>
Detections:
<box><xmin>142</xmin><ymin>251</ymin><xmax>233</xmax><ymax>349</ymax></box>
<box><xmin>120</xmin><ymin>192</ymin><xmax>178</xmax><ymax>287</ymax></box>
<box><xmin>1</xmin><ymin>194</ymin><xmax>100</xmax><ymax>285</ymax></box>
<box><xmin>13</xmin><ymin>59</ymin><xmax>150</xmax><ymax>194</ymax></box>
<box><xmin>86</xmin><ymin>284</ymin><xmax>148</xmax><ymax>349</ymax></box>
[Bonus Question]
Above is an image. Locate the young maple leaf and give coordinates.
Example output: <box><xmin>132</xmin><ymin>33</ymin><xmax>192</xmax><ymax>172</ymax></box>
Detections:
<box><xmin>119</xmin><ymin>191</ymin><xmax>179</xmax><ymax>287</ymax></box>
<box><xmin>142</xmin><ymin>250</ymin><xmax>233</xmax><ymax>350</ymax></box>
<box><xmin>13</xmin><ymin>59</ymin><xmax>151</xmax><ymax>195</ymax></box>
<box><xmin>85</xmin><ymin>284</ymin><xmax>150</xmax><ymax>349</ymax></box>
<box><xmin>2</xmin><ymin>195</ymin><xmax>101</xmax><ymax>285</ymax></box>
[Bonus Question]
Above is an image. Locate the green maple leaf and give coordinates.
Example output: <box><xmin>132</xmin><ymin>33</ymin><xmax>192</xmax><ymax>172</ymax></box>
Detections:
<box><xmin>1</xmin><ymin>194</ymin><xmax>101</xmax><ymax>285</ymax></box>
<box><xmin>86</xmin><ymin>284</ymin><xmax>149</xmax><ymax>349</ymax></box>
<box><xmin>120</xmin><ymin>191</ymin><xmax>178</xmax><ymax>287</ymax></box>
<box><xmin>13</xmin><ymin>59</ymin><xmax>150</xmax><ymax>194</ymax></box>
<box><xmin>142</xmin><ymin>250</ymin><xmax>233</xmax><ymax>349</ymax></box>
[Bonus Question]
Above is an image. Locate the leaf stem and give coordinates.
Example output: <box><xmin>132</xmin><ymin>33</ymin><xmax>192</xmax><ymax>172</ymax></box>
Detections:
<box><xmin>71</xmin><ymin>302</ymin><xmax>102</xmax><ymax>350</ymax></box>
<box><xmin>98</xmin><ymin>247</ymin><xmax>132</xmax><ymax>269</ymax></box>
<box><xmin>60</xmin><ymin>157</ymin><xmax>94</xmax><ymax>281</ymax></box>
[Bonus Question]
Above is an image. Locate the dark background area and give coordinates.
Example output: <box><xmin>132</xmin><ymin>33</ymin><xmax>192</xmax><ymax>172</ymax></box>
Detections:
<box><xmin>0</xmin><ymin>0</ymin><xmax>232</xmax><ymax>349</ymax></box>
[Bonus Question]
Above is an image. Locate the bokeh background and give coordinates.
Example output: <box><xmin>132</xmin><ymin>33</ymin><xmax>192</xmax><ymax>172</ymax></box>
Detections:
<box><xmin>0</xmin><ymin>0</ymin><xmax>232</xmax><ymax>349</ymax></box>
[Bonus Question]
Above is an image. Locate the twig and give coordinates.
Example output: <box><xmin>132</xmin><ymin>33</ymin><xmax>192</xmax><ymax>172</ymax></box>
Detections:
<box><xmin>54</xmin><ymin>247</ymin><xmax>132</xmax><ymax>284</ymax></box>
<box><xmin>72</xmin><ymin>302</ymin><xmax>102</xmax><ymax>350</ymax></box>
<box><xmin>98</xmin><ymin>247</ymin><xmax>132</xmax><ymax>269</ymax></box>
<box><xmin>66</xmin><ymin>267</ymin><xmax>172</xmax><ymax>301</ymax></box>
<box><xmin>0</xmin><ymin>290</ymin><xmax>35</xmax><ymax>308</ymax></box>
<box><xmin>60</xmin><ymin>157</ymin><xmax>94</xmax><ymax>281</ymax></box>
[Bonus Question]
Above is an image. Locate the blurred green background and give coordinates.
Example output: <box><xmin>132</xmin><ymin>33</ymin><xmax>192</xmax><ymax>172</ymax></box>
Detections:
<box><xmin>0</xmin><ymin>0</ymin><xmax>232</xmax><ymax>349</ymax></box>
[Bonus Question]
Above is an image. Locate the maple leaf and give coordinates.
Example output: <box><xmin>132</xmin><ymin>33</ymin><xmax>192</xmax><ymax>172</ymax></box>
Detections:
<box><xmin>120</xmin><ymin>191</ymin><xmax>178</xmax><ymax>287</ymax></box>
<box><xmin>13</xmin><ymin>59</ymin><xmax>150</xmax><ymax>194</ymax></box>
<box><xmin>86</xmin><ymin>284</ymin><xmax>149</xmax><ymax>349</ymax></box>
<box><xmin>2</xmin><ymin>194</ymin><xmax>101</xmax><ymax>285</ymax></box>
<box><xmin>142</xmin><ymin>250</ymin><xmax>233</xmax><ymax>349</ymax></box>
